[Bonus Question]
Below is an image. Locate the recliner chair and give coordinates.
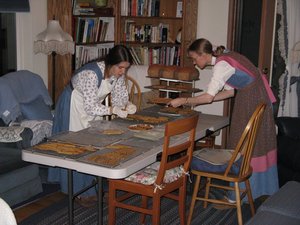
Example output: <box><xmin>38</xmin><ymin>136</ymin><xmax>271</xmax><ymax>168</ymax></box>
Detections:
<box><xmin>0</xmin><ymin>70</ymin><xmax>53</xmax><ymax>206</ymax></box>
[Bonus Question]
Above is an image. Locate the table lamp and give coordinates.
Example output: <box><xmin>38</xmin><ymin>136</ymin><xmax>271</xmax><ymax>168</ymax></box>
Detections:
<box><xmin>34</xmin><ymin>20</ymin><xmax>74</xmax><ymax>108</ymax></box>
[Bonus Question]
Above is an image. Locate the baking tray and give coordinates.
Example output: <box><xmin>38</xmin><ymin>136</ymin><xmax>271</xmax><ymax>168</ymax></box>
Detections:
<box><xmin>118</xmin><ymin>137</ymin><xmax>164</xmax><ymax>148</ymax></box>
<box><xmin>158</xmin><ymin>106</ymin><xmax>198</xmax><ymax>117</ymax></box>
<box><xmin>78</xmin><ymin>144</ymin><xmax>144</xmax><ymax>168</ymax></box>
<box><xmin>48</xmin><ymin>129</ymin><xmax>124</xmax><ymax>148</ymax></box>
<box><xmin>29</xmin><ymin>140</ymin><xmax>97</xmax><ymax>159</ymax></box>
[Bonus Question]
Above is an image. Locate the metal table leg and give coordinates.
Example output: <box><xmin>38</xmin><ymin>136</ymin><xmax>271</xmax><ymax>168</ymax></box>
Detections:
<box><xmin>68</xmin><ymin>169</ymin><xmax>73</xmax><ymax>225</ymax></box>
<box><xmin>97</xmin><ymin>177</ymin><xmax>103</xmax><ymax>225</ymax></box>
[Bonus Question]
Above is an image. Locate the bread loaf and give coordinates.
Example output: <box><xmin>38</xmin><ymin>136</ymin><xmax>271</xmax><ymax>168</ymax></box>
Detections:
<box><xmin>175</xmin><ymin>67</ymin><xmax>199</xmax><ymax>81</ymax></box>
<box><xmin>148</xmin><ymin>64</ymin><xmax>164</xmax><ymax>77</ymax></box>
<box><xmin>161</xmin><ymin>65</ymin><xmax>178</xmax><ymax>79</ymax></box>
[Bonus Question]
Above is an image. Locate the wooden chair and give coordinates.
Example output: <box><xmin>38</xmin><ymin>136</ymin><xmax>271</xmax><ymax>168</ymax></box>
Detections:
<box><xmin>187</xmin><ymin>103</ymin><xmax>266</xmax><ymax>225</ymax></box>
<box><xmin>126</xmin><ymin>75</ymin><xmax>142</xmax><ymax>111</ymax></box>
<box><xmin>108</xmin><ymin>114</ymin><xmax>199</xmax><ymax>225</ymax></box>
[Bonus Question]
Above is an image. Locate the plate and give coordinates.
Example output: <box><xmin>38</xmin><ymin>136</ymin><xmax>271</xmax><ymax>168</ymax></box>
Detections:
<box><xmin>128</xmin><ymin>124</ymin><xmax>154</xmax><ymax>131</ymax></box>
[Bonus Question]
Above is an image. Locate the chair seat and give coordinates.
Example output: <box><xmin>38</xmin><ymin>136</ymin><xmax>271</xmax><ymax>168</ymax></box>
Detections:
<box><xmin>191</xmin><ymin>149</ymin><xmax>241</xmax><ymax>174</ymax></box>
<box><xmin>187</xmin><ymin>103</ymin><xmax>266</xmax><ymax>225</ymax></box>
<box><xmin>125</xmin><ymin>161</ymin><xmax>184</xmax><ymax>185</ymax></box>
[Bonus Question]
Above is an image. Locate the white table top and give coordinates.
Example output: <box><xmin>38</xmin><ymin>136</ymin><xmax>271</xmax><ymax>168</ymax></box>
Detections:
<box><xmin>22</xmin><ymin>113</ymin><xmax>229</xmax><ymax>179</ymax></box>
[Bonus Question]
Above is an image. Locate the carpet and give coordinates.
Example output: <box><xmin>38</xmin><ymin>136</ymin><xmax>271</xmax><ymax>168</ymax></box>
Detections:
<box><xmin>19</xmin><ymin>189</ymin><xmax>263</xmax><ymax>225</ymax></box>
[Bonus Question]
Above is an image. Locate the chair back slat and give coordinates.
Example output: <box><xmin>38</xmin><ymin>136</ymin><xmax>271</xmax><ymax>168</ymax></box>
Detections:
<box><xmin>224</xmin><ymin>103</ymin><xmax>266</xmax><ymax>177</ymax></box>
<box><xmin>156</xmin><ymin>115</ymin><xmax>198</xmax><ymax>185</ymax></box>
<box><xmin>125</xmin><ymin>75</ymin><xmax>142</xmax><ymax>111</ymax></box>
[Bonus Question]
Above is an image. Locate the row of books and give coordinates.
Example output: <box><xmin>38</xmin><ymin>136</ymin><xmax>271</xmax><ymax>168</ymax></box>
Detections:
<box><xmin>74</xmin><ymin>17</ymin><xmax>114</xmax><ymax>44</ymax></box>
<box><xmin>121</xmin><ymin>0</ymin><xmax>160</xmax><ymax>17</ymax></box>
<box><xmin>72</xmin><ymin>0</ymin><xmax>96</xmax><ymax>16</ymax></box>
<box><xmin>124</xmin><ymin>20</ymin><xmax>169</xmax><ymax>43</ymax></box>
<box><xmin>129</xmin><ymin>46</ymin><xmax>180</xmax><ymax>66</ymax></box>
<box><xmin>72</xmin><ymin>1</ymin><xmax>113</xmax><ymax>16</ymax></box>
<box><xmin>75</xmin><ymin>43</ymin><xmax>114</xmax><ymax>69</ymax></box>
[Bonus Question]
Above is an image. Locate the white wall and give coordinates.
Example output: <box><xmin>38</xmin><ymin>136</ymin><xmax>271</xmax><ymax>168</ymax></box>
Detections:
<box><xmin>194</xmin><ymin>0</ymin><xmax>229</xmax><ymax>144</ymax></box>
<box><xmin>194</xmin><ymin>0</ymin><xmax>229</xmax><ymax>116</ymax></box>
<box><xmin>16</xmin><ymin>0</ymin><xmax>48</xmax><ymax>86</ymax></box>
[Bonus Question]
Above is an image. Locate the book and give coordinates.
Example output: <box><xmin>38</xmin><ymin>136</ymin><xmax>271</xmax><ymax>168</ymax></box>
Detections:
<box><xmin>82</xmin><ymin>20</ymin><xmax>89</xmax><ymax>43</ymax></box>
<box><xmin>121</xmin><ymin>0</ymin><xmax>128</xmax><ymax>16</ymax></box>
<box><xmin>176</xmin><ymin>1</ymin><xmax>183</xmax><ymax>18</ymax></box>
<box><xmin>129</xmin><ymin>47</ymin><xmax>141</xmax><ymax>65</ymax></box>
<box><xmin>161</xmin><ymin>27</ymin><xmax>168</xmax><ymax>43</ymax></box>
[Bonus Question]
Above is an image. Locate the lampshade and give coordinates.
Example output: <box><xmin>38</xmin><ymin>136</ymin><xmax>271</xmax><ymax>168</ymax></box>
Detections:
<box><xmin>34</xmin><ymin>20</ymin><xmax>74</xmax><ymax>55</ymax></box>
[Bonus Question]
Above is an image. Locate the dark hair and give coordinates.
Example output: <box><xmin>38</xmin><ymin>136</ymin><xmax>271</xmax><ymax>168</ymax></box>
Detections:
<box><xmin>188</xmin><ymin>38</ymin><xmax>225</xmax><ymax>57</ymax></box>
<box><xmin>105</xmin><ymin>45</ymin><xmax>133</xmax><ymax>66</ymax></box>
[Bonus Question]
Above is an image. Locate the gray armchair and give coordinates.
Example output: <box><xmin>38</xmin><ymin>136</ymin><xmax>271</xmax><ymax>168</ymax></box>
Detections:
<box><xmin>0</xmin><ymin>70</ymin><xmax>53</xmax><ymax>207</ymax></box>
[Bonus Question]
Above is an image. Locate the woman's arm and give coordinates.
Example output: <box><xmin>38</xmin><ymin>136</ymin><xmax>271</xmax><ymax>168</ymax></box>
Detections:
<box><xmin>110</xmin><ymin>75</ymin><xmax>129</xmax><ymax>107</ymax></box>
<box><xmin>212</xmin><ymin>89</ymin><xmax>235</xmax><ymax>101</ymax></box>
<box><xmin>80</xmin><ymin>72</ymin><xmax>110</xmax><ymax>116</ymax></box>
<box><xmin>168</xmin><ymin>89</ymin><xmax>234</xmax><ymax>107</ymax></box>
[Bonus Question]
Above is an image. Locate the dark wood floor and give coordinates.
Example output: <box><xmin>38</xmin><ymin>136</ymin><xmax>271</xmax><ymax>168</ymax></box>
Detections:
<box><xmin>13</xmin><ymin>191</ymin><xmax>66</xmax><ymax>223</ymax></box>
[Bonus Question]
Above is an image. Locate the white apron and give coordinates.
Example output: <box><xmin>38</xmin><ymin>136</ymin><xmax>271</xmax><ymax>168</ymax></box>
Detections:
<box><xmin>69</xmin><ymin>79</ymin><xmax>114</xmax><ymax>131</ymax></box>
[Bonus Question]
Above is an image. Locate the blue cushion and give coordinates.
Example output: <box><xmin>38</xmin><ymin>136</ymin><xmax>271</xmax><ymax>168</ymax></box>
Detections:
<box><xmin>20</xmin><ymin>95</ymin><xmax>52</xmax><ymax>120</ymax></box>
<box><xmin>191</xmin><ymin>156</ymin><xmax>242</xmax><ymax>174</ymax></box>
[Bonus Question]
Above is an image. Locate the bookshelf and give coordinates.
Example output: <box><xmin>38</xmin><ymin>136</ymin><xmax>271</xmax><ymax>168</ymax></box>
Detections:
<box><xmin>72</xmin><ymin>1</ymin><xmax>116</xmax><ymax>69</ymax></box>
<box><xmin>47</xmin><ymin>0</ymin><xmax>117</xmax><ymax>100</ymax></box>
<box><xmin>47</xmin><ymin>0</ymin><xmax>197</xmax><ymax>101</ymax></box>
<box><xmin>115</xmin><ymin>0</ymin><xmax>198</xmax><ymax>67</ymax></box>
<box><xmin>73</xmin><ymin>15</ymin><xmax>115</xmax><ymax>69</ymax></box>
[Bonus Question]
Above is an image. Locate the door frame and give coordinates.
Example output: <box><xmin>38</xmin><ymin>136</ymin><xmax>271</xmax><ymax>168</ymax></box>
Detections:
<box><xmin>222</xmin><ymin>0</ymin><xmax>277</xmax><ymax>147</ymax></box>
<box><xmin>227</xmin><ymin>0</ymin><xmax>277</xmax><ymax>81</ymax></box>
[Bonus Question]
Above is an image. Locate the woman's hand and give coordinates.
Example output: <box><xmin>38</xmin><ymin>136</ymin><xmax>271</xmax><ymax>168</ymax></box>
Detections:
<box><xmin>168</xmin><ymin>97</ymin><xmax>186</xmax><ymax>108</ymax></box>
<box><xmin>126</xmin><ymin>102</ymin><xmax>137</xmax><ymax>114</ymax></box>
<box><xmin>112</xmin><ymin>106</ymin><xmax>128</xmax><ymax>118</ymax></box>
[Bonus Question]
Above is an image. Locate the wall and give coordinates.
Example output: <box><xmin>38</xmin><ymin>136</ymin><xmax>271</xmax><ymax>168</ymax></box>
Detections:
<box><xmin>16</xmin><ymin>0</ymin><xmax>48</xmax><ymax>86</ymax></box>
<box><xmin>194</xmin><ymin>0</ymin><xmax>229</xmax><ymax>116</ymax></box>
<box><xmin>194</xmin><ymin>0</ymin><xmax>229</xmax><ymax>144</ymax></box>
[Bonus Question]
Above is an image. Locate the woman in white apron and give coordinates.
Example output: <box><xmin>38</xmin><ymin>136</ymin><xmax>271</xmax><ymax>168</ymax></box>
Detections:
<box><xmin>48</xmin><ymin>45</ymin><xmax>136</xmax><ymax>202</ymax></box>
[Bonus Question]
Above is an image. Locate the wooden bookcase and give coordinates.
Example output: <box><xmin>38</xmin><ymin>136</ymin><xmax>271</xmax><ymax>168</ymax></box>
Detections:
<box><xmin>47</xmin><ymin>0</ymin><xmax>197</xmax><ymax>101</ymax></box>
<box><xmin>47</xmin><ymin>0</ymin><xmax>117</xmax><ymax>101</ymax></box>
<box><xmin>115</xmin><ymin>0</ymin><xmax>198</xmax><ymax>67</ymax></box>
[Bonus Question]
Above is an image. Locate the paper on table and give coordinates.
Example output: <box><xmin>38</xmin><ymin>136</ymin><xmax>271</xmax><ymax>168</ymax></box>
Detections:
<box><xmin>133</xmin><ymin>130</ymin><xmax>164</xmax><ymax>141</ymax></box>
<box><xmin>193</xmin><ymin>148</ymin><xmax>240</xmax><ymax>165</ymax></box>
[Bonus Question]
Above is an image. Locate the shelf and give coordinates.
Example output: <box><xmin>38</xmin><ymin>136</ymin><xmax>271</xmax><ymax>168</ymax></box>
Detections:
<box><xmin>120</xmin><ymin>16</ymin><xmax>182</xmax><ymax>20</ymax></box>
<box><xmin>76</xmin><ymin>41</ymin><xmax>115</xmax><ymax>45</ymax></box>
<box><xmin>147</xmin><ymin>76</ymin><xmax>199</xmax><ymax>83</ymax></box>
<box><xmin>116</xmin><ymin>0</ymin><xmax>198</xmax><ymax>66</ymax></box>
<box><xmin>120</xmin><ymin>42</ymin><xmax>180</xmax><ymax>47</ymax></box>
<box><xmin>144</xmin><ymin>85</ymin><xmax>202</xmax><ymax>94</ymax></box>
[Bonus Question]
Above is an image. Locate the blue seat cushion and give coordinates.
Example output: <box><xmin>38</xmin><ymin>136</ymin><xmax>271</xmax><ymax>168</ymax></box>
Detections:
<box><xmin>191</xmin><ymin>155</ymin><xmax>241</xmax><ymax>174</ymax></box>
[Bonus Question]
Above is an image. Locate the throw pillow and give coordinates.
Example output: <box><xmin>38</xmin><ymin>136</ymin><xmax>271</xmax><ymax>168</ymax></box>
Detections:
<box><xmin>20</xmin><ymin>95</ymin><xmax>53</xmax><ymax>120</ymax></box>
